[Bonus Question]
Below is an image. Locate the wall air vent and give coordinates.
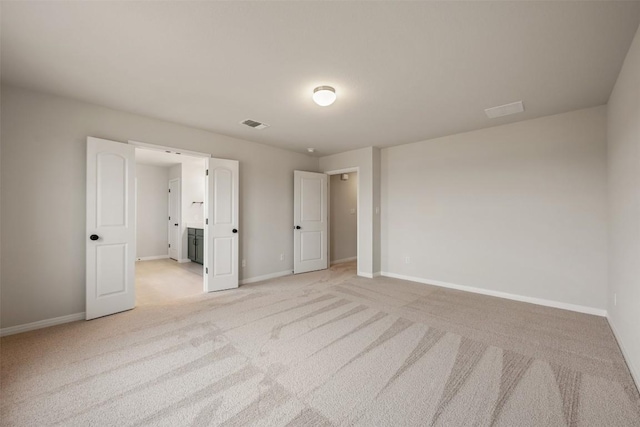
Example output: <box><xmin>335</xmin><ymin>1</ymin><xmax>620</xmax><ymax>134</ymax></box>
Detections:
<box><xmin>240</xmin><ymin>119</ymin><xmax>270</xmax><ymax>130</ymax></box>
<box><xmin>484</xmin><ymin>101</ymin><xmax>525</xmax><ymax>119</ymax></box>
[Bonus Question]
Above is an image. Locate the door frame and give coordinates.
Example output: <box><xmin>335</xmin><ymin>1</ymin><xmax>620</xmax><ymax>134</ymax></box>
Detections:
<box><xmin>129</xmin><ymin>140</ymin><xmax>211</xmax><ymax>293</ymax></box>
<box><xmin>168</xmin><ymin>177</ymin><xmax>181</xmax><ymax>261</ymax></box>
<box><xmin>129</xmin><ymin>139</ymin><xmax>211</xmax><ymax>158</ymax></box>
<box><xmin>324</xmin><ymin>167</ymin><xmax>359</xmax><ymax>274</ymax></box>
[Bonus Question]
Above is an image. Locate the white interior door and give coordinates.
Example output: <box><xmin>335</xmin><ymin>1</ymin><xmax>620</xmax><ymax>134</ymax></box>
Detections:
<box><xmin>86</xmin><ymin>137</ymin><xmax>136</xmax><ymax>320</ymax></box>
<box><xmin>168</xmin><ymin>178</ymin><xmax>181</xmax><ymax>260</ymax></box>
<box><xmin>205</xmin><ymin>158</ymin><xmax>239</xmax><ymax>292</ymax></box>
<box><xmin>294</xmin><ymin>171</ymin><xmax>328</xmax><ymax>274</ymax></box>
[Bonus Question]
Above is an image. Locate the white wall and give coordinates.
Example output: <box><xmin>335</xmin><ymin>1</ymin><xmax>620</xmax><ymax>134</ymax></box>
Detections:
<box><xmin>181</xmin><ymin>159</ymin><xmax>205</xmax><ymax>225</ymax></box>
<box><xmin>320</xmin><ymin>147</ymin><xmax>381</xmax><ymax>277</ymax></box>
<box><xmin>373</xmin><ymin>147</ymin><xmax>382</xmax><ymax>274</ymax></box>
<box><xmin>607</xmin><ymin>24</ymin><xmax>640</xmax><ymax>386</ymax></box>
<box><xmin>382</xmin><ymin>106</ymin><xmax>609</xmax><ymax>312</ymax></box>
<box><xmin>330</xmin><ymin>173</ymin><xmax>358</xmax><ymax>262</ymax></box>
<box><xmin>168</xmin><ymin>163</ymin><xmax>182</xmax><ymax>259</ymax></box>
<box><xmin>0</xmin><ymin>84</ymin><xmax>318</xmax><ymax>328</ymax></box>
<box><xmin>180</xmin><ymin>158</ymin><xmax>205</xmax><ymax>261</ymax></box>
<box><xmin>136</xmin><ymin>164</ymin><xmax>170</xmax><ymax>259</ymax></box>
<box><xmin>169</xmin><ymin>164</ymin><xmax>181</xmax><ymax>181</ymax></box>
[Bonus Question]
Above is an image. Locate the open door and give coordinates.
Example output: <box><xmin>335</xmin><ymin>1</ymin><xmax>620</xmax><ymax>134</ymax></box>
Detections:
<box><xmin>205</xmin><ymin>158</ymin><xmax>239</xmax><ymax>292</ymax></box>
<box><xmin>168</xmin><ymin>178</ymin><xmax>181</xmax><ymax>260</ymax></box>
<box><xmin>86</xmin><ymin>137</ymin><xmax>136</xmax><ymax>320</ymax></box>
<box><xmin>294</xmin><ymin>171</ymin><xmax>328</xmax><ymax>274</ymax></box>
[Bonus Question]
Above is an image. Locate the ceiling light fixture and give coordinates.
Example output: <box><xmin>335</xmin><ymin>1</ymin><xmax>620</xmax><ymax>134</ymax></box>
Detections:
<box><xmin>313</xmin><ymin>86</ymin><xmax>336</xmax><ymax>106</ymax></box>
<box><xmin>307</xmin><ymin>148</ymin><xmax>315</xmax><ymax>153</ymax></box>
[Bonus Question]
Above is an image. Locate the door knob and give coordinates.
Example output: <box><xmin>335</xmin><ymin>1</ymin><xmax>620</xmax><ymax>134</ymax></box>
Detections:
<box><xmin>232</xmin><ymin>229</ymin><xmax>238</xmax><ymax>233</ymax></box>
<box><xmin>89</xmin><ymin>234</ymin><xmax>99</xmax><ymax>241</ymax></box>
<box><xmin>295</xmin><ymin>226</ymin><xmax>301</xmax><ymax>230</ymax></box>
<box><xmin>174</xmin><ymin>223</ymin><xmax>179</xmax><ymax>226</ymax></box>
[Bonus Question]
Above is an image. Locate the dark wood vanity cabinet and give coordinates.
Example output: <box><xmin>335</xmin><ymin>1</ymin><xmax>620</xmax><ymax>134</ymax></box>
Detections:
<box><xmin>187</xmin><ymin>228</ymin><xmax>204</xmax><ymax>264</ymax></box>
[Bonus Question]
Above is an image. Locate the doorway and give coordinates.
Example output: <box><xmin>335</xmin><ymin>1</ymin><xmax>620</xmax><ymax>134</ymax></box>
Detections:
<box><xmin>329</xmin><ymin>171</ymin><xmax>358</xmax><ymax>268</ymax></box>
<box><xmin>135</xmin><ymin>147</ymin><xmax>206</xmax><ymax>305</ymax></box>
<box><xmin>85</xmin><ymin>137</ymin><xmax>240</xmax><ymax>320</ymax></box>
<box><xmin>292</xmin><ymin>168</ymin><xmax>359</xmax><ymax>275</ymax></box>
<box><xmin>325</xmin><ymin>168</ymin><xmax>359</xmax><ymax>275</ymax></box>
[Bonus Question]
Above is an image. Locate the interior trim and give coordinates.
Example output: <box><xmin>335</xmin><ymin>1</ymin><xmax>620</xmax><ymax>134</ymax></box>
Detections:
<box><xmin>607</xmin><ymin>315</ymin><xmax>640</xmax><ymax>391</ymax></box>
<box><xmin>0</xmin><ymin>312</ymin><xmax>86</xmax><ymax>337</ymax></box>
<box><xmin>240</xmin><ymin>270</ymin><xmax>291</xmax><ymax>285</ymax></box>
<box><xmin>380</xmin><ymin>271</ymin><xmax>607</xmax><ymax>316</ymax></box>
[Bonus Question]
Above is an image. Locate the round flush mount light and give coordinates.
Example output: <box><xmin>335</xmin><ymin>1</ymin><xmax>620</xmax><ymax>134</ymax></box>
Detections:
<box><xmin>307</xmin><ymin>148</ymin><xmax>315</xmax><ymax>153</ymax></box>
<box><xmin>312</xmin><ymin>86</ymin><xmax>336</xmax><ymax>106</ymax></box>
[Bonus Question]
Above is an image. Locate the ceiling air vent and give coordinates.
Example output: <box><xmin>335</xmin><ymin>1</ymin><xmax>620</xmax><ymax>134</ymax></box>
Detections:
<box><xmin>240</xmin><ymin>119</ymin><xmax>269</xmax><ymax>130</ymax></box>
<box><xmin>484</xmin><ymin>101</ymin><xmax>525</xmax><ymax>119</ymax></box>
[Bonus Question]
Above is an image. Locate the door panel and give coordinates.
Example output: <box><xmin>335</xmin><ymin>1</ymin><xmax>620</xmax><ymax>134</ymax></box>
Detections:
<box><xmin>97</xmin><ymin>153</ymin><xmax>127</xmax><ymax>227</ymax></box>
<box><xmin>168</xmin><ymin>179</ymin><xmax>181</xmax><ymax>260</ymax></box>
<box><xmin>294</xmin><ymin>171</ymin><xmax>328</xmax><ymax>274</ymax></box>
<box><xmin>214</xmin><ymin>169</ymin><xmax>233</xmax><ymax>224</ymax></box>
<box><xmin>213</xmin><ymin>237</ymin><xmax>233</xmax><ymax>275</ymax></box>
<box><xmin>205</xmin><ymin>158</ymin><xmax>239</xmax><ymax>291</ymax></box>
<box><xmin>301</xmin><ymin>178</ymin><xmax>322</xmax><ymax>221</ymax></box>
<box><xmin>96</xmin><ymin>244</ymin><xmax>127</xmax><ymax>296</ymax></box>
<box><xmin>301</xmin><ymin>231</ymin><xmax>322</xmax><ymax>261</ymax></box>
<box><xmin>86</xmin><ymin>137</ymin><xmax>136</xmax><ymax>320</ymax></box>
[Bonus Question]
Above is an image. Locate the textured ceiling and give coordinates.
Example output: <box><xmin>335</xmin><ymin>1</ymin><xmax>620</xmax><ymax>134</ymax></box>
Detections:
<box><xmin>2</xmin><ymin>1</ymin><xmax>639</xmax><ymax>156</ymax></box>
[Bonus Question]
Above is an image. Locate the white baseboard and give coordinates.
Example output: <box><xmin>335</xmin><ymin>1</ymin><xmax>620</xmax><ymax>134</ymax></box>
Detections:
<box><xmin>241</xmin><ymin>270</ymin><xmax>292</xmax><ymax>285</ymax></box>
<box><xmin>357</xmin><ymin>271</ymin><xmax>382</xmax><ymax>279</ymax></box>
<box><xmin>607</xmin><ymin>315</ymin><xmax>640</xmax><ymax>390</ymax></box>
<box><xmin>380</xmin><ymin>271</ymin><xmax>607</xmax><ymax>317</ymax></box>
<box><xmin>331</xmin><ymin>257</ymin><xmax>357</xmax><ymax>265</ymax></box>
<box><xmin>136</xmin><ymin>255</ymin><xmax>169</xmax><ymax>261</ymax></box>
<box><xmin>178</xmin><ymin>259</ymin><xmax>192</xmax><ymax>264</ymax></box>
<box><xmin>0</xmin><ymin>312</ymin><xmax>85</xmax><ymax>337</ymax></box>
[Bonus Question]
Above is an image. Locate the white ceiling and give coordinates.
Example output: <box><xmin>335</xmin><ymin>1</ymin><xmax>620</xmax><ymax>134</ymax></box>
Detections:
<box><xmin>135</xmin><ymin>148</ymin><xmax>205</xmax><ymax>168</ymax></box>
<box><xmin>2</xmin><ymin>2</ymin><xmax>639</xmax><ymax>156</ymax></box>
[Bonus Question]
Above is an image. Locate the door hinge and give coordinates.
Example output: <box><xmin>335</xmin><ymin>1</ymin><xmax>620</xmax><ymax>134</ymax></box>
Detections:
<box><xmin>168</xmin><ymin>243</ymin><xmax>171</xmax><ymax>248</ymax></box>
<box><xmin>169</xmin><ymin>216</ymin><xmax>171</xmax><ymax>220</ymax></box>
<box><xmin>206</xmin><ymin>218</ymin><xmax>209</xmax><ymax>225</ymax></box>
<box><xmin>168</xmin><ymin>189</ymin><xmax>171</xmax><ymax>193</ymax></box>
<box><xmin>206</xmin><ymin>169</ymin><xmax>209</xmax><ymax>176</ymax></box>
<box><xmin>206</xmin><ymin>267</ymin><xmax>209</xmax><ymax>274</ymax></box>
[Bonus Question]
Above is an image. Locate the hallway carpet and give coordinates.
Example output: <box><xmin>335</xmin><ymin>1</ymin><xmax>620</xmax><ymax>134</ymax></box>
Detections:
<box><xmin>1</xmin><ymin>262</ymin><xmax>639</xmax><ymax>426</ymax></box>
<box><xmin>135</xmin><ymin>259</ymin><xmax>203</xmax><ymax>306</ymax></box>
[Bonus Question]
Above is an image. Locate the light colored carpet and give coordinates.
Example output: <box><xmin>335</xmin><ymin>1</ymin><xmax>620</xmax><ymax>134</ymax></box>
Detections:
<box><xmin>135</xmin><ymin>259</ymin><xmax>203</xmax><ymax>306</ymax></box>
<box><xmin>1</xmin><ymin>261</ymin><xmax>639</xmax><ymax>426</ymax></box>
